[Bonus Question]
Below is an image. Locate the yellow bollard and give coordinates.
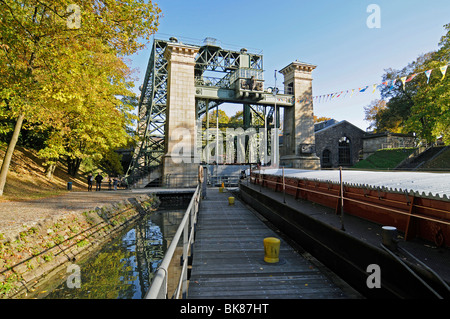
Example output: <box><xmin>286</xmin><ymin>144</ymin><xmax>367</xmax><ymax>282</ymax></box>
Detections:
<box><xmin>228</xmin><ymin>197</ymin><xmax>235</xmax><ymax>205</ymax></box>
<box><xmin>263</xmin><ymin>237</ymin><xmax>280</xmax><ymax>263</ymax></box>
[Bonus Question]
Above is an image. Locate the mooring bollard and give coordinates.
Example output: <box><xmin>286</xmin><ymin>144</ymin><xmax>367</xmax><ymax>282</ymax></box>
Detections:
<box><xmin>264</xmin><ymin>237</ymin><xmax>280</xmax><ymax>263</ymax></box>
<box><xmin>228</xmin><ymin>197</ymin><xmax>235</xmax><ymax>205</ymax></box>
<box><xmin>381</xmin><ymin>226</ymin><xmax>398</xmax><ymax>250</ymax></box>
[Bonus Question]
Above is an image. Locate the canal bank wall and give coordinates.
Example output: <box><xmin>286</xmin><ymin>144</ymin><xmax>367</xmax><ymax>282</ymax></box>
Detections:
<box><xmin>0</xmin><ymin>193</ymin><xmax>160</xmax><ymax>298</ymax></box>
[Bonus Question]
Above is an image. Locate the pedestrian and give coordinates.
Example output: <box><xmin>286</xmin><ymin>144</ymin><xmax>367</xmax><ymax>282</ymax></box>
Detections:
<box><xmin>108</xmin><ymin>176</ymin><xmax>112</xmax><ymax>190</ymax></box>
<box><xmin>113</xmin><ymin>177</ymin><xmax>119</xmax><ymax>191</ymax></box>
<box><xmin>87</xmin><ymin>173</ymin><xmax>93</xmax><ymax>192</ymax></box>
<box><xmin>95</xmin><ymin>173</ymin><xmax>103</xmax><ymax>191</ymax></box>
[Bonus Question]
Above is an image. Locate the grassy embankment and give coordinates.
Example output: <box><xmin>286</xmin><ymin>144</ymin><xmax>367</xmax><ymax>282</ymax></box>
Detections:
<box><xmin>0</xmin><ymin>143</ymin><xmax>88</xmax><ymax>202</ymax></box>
<box><xmin>418</xmin><ymin>147</ymin><xmax>450</xmax><ymax>171</ymax></box>
<box><xmin>352</xmin><ymin>148</ymin><xmax>416</xmax><ymax>170</ymax></box>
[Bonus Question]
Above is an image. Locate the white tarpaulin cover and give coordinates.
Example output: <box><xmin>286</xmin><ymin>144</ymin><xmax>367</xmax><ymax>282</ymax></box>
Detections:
<box><xmin>256</xmin><ymin>169</ymin><xmax>450</xmax><ymax>198</ymax></box>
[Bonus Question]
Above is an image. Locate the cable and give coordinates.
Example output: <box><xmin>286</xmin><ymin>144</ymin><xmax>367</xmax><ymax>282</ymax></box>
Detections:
<box><xmin>398</xmin><ymin>246</ymin><xmax>450</xmax><ymax>293</ymax></box>
<box><xmin>381</xmin><ymin>243</ymin><xmax>443</xmax><ymax>299</ymax></box>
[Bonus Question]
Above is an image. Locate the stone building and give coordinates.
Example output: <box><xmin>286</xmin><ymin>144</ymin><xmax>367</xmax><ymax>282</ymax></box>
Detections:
<box><xmin>314</xmin><ymin>120</ymin><xmax>365</xmax><ymax>168</ymax></box>
<box><xmin>362</xmin><ymin>132</ymin><xmax>416</xmax><ymax>159</ymax></box>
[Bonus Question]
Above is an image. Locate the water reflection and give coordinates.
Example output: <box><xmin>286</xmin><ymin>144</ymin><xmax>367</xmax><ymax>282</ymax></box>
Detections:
<box><xmin>35</xmin><ymin>208</ymin><xmax>184</xmax><ymax>299</ymax></box>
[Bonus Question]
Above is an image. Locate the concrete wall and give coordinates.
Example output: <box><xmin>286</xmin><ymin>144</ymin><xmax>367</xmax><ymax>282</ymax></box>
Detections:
<box><xmin>0</xmin><ymin>194</ymin><xmax>159</xmax><ymax>298</ymax></box>
<box><xmin>362</xmin><ymin>133</ymin><xmax>416</xmax><ymax>159</ymax></box>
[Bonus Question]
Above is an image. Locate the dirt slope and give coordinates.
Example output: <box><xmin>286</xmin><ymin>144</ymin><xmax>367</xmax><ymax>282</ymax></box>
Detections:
<box><xmin>0</xmin><ymin>144</ymin><xmax>88</xmax><ymax>202</ymax></box>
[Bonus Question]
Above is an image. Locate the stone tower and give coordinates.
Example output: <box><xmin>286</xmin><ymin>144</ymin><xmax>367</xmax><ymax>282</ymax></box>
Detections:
<box><xmin>162</xmin><ymin>41</ymin><xmax>200</xmax><ymax>185</ymax></box>
<box><xmin>279</xmin><ymin>61</ymin><xmax>320</xmax><ymax>169</ymax></box>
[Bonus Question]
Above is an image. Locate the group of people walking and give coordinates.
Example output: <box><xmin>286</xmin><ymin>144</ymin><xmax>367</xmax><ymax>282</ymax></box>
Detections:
<box><xmin>87</xmin><ymin>173</ymin><xmax>120</xmax><ymax>192</ymax></box>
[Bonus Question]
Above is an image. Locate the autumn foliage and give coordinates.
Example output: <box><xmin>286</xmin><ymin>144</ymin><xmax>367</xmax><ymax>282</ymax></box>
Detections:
<box><xmin>0</xmin><ymin>0</ymin><xmax>161</xmax><ymax>194</ymax></box>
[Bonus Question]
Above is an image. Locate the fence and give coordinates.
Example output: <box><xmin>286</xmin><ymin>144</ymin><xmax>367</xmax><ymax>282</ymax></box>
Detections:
<box><xmin>251</xmin><ymin>169</ymin><xmax>450</xmax><ymax>248</ymax></box>
<box><xmin>144</xmin><ymin>184</ymin><xmax>201</xmax><ymax>299</ymax></box>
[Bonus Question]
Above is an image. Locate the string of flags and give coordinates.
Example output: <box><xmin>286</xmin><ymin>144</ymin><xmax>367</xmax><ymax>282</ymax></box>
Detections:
<box><xmin>298</xmin><ymin>63</ymin><xmax>449</xmax><ymax>104</ymax></box>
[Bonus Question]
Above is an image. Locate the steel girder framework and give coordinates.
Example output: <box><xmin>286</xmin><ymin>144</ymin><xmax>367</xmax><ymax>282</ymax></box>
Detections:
<box><xmin>126</xmin><ymin>39</ymin><xmax>168</xmax><ymax>185</ymax></box>
<box><xmin>125</xmin><ymin>38</ymin><xmax>264</xmax><ymax>185</ymax></box>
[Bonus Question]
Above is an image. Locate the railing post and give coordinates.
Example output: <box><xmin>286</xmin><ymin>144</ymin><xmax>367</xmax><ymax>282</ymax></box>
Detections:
<box><xmin>339</xmin><ymin>167</ymin><xmax>345</xmax><ymax>231</ymax></box>
<box><xmin>161</xmin><ymin>272</ymin><xmax>168</xmax><ymax>299</ymax></box>
<box><xmin>404</xmin><ymin>195</ymin><xmax>417</xmax><ymax>241</ymax></box>
<box><xmin>283</xmin><ymin>167</ymin><xmax>286</xmax><ymax>203</ymax></box>
<box><xmin>182</xmin><ymin>219</ymin><xmax>189</xmax><ymax>298</ymax></box>
<box><xmin>145</xmin><ymin>184</ymin><xmax>200</xmax><ymax>300</ymax></box>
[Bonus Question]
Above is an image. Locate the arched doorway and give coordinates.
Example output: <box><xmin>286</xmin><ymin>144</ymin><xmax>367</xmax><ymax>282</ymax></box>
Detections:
<box><xmin>322</xmin><ymin>149</ymin><xmax>332</xmax><ymax>168</ymax></box>
<box><xmin>338</xmin><ymin>136</ymin><xmax>351</xmax><ymax>166</ymax></box>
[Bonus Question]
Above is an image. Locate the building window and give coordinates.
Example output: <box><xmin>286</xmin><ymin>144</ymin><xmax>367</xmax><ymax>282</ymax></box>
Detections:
<box><xmin>322</xmin><ymin>149</ymin><xmax>331</xmax><ymax>167</ymax></box>
<box><xmin>338</xmin><ymin>136</ymin><xmax>351</xmax><ymax>165</ymax></box>
<box><xmin>286</xmin><ymin>82</ymin><xmax>294</xmax><ymax>94</ymax></box>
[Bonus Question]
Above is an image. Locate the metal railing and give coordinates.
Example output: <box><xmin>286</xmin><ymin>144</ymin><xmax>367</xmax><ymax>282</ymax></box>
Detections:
<box><xmin>209</xmin><ymin>175</ymin><xmax>240</xmax><ymax>187</ymax></box>
<box><xmin>144</xmin><ymin>184</ymin><xmax>201</xmax><ymax>299</ymax></box>
<box><xmin>250</xmin><ymin>169</ymin><xmax>450</xmax><ymax>246</ymax></box>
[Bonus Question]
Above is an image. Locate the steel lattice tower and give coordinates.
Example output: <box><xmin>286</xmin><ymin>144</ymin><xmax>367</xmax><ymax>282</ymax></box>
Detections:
<box><xmin>125</xmin><ymin>36</ymin><xmax>318</xmax><ymax>187</ymax></box>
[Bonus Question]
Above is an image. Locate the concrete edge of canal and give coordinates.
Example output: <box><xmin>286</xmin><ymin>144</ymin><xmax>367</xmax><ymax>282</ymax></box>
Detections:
<box><xmin>238</xmin><ymin>183</ymin><xmax>450</xmax><ymax>299</ymax></box>
<box><xmin>0</xmin><ymin>194</ymin><xmax>160</xmax><ymax>299</ymax></box>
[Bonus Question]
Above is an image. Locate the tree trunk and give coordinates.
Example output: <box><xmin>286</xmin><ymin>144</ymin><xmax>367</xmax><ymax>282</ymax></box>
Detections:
<box><xmin>0</xmin><ymin>114</ymin><xmax>25</xmax><ymax>196</ymax></box>
<box><xmin>67</xmin><ymin>157</ymin><xmax>75</xmax><ymax>176</ymax></box>
<box><xmin>45</xmin><ymin>163</ymin><xmax>56</xmax><ymax>180</ymax></box>
<box><xmin>67</xmin><ymin>157</ymin><xmax>82</xmax><ymax>176</ymax></box>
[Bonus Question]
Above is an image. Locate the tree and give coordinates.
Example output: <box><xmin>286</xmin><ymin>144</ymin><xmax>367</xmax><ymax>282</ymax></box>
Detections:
<box><xmin>364</xmin><ymin>98</ymin><xmax>407</xmax><ymax>133</ymax></box>
<box><xmin>201</xmin><ymin>109</ymin><xmax>230</xmax><ymax>128</ymax></box>
<box><xmin>0</xmin><ymin>0</ymin><xmax>161</xmax><ymax>194</ymax></box>
<box><xmin>406</xmin><ymin>24</ymin><xmax>450</xmax><ymax>144</ymax></box>
<box><xmin>363</xmin><ymin>30</ymin><xmax>448</xmax><ymax>140</ymax></box>
<box><xmin>229</xmin><ymin>111</ymin><xmax>244</xmax><ymax>126</ymax></box>
<box><xmin>36</xmin><ymin>37</ymin><xmax>138</xmax><ymax>177</ymax></box>
<box><xmin>313</xmin><ymin>116</ymin><xmax>332</xmax><ymax>123</ymax></box>
<box><xmin>375</xmin><ymin>61</ymin><xmax>421</xmax><ymax>133</ymax></box>
<box><xmin>364</xmin><ymin>99</ymin><xmax>387</xmax><ymax>131</ymax></box>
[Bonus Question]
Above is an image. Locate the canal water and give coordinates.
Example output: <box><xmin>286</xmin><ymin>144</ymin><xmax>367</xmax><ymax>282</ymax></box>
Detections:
<box><xmin>27</xmin><ymin>207</ymin><xmax>186</xmax><ymax>299</ymax></box>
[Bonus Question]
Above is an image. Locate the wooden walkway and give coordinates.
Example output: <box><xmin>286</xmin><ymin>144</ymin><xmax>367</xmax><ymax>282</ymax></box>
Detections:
<box><xmin>187</xmin><ymin>188</ymin><xmax>351</xmax><ymax>299</ymax></box>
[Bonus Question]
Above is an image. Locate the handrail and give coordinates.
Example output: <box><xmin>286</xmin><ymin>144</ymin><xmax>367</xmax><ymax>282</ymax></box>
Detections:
<box><xmin>145</xmin><ymin>183</ymin><xmax>201</xmax><ymax>299</ymax></box>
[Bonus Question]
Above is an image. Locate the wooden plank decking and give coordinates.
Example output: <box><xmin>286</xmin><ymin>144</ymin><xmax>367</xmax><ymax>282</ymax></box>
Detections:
<box><xmin>187</xmin><ymin>188</ymin><xmax>350</xmax><ymax>299</ymax></box>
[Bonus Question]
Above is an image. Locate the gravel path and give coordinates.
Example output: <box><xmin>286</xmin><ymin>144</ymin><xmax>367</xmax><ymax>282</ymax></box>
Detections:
<box><xmin>0</xmin><ymin>190</ymin><xmax>155</xmax><ymax>239</ymax></box>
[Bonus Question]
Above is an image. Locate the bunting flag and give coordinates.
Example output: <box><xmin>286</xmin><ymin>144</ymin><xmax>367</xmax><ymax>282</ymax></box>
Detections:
<box><xmin>390</xmin><ymin>79</ymin><xmax>396</xmax><ymax>90</ymax></box>
<box><xmin>311</xmin><ymin>63</ymin><xmax>449</xmax><ymax>104</ymax></box>
<box><xmin>440</xmin><ymin>65</ymin><xmax>448</xmax><ymax>80</ymax></box>
<box><xmin>401</xmin><ymin>76</ymin><xmax>407</xmax><ymax>91</ymax></box>
<box><xmin>406</xmin><ymin>73</ymin><xmax>417</xmax><ymax>82</ymax></box>
<box><xmin>425</xmin><ymin>70</ymin><xmax>432</xmax><ymax>83</ymax></box>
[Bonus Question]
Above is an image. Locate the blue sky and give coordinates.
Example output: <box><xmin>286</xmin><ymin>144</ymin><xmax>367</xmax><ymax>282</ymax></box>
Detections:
<box><xmin>129</xmin><ymin>0</ymin><xmax>450</xmax><ymax>130</ymax></box>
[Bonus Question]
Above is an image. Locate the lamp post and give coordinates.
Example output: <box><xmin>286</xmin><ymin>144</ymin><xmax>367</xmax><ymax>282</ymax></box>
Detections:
<box><xmin>264</xmin><ymin>105</ymin><xmax>268</xmax><ymax>165</ymax></box>
<box><xmin>273</xmin><ymin>70</ymin><xmax>279</xmax><ymax>168</ymax></box>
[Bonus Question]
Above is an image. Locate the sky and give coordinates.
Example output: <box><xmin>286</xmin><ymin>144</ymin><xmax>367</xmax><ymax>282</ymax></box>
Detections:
<box><xmin>128</xmin><ymin>0</ymin><xmax>450</xmax><ymax>131</ymax></box>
